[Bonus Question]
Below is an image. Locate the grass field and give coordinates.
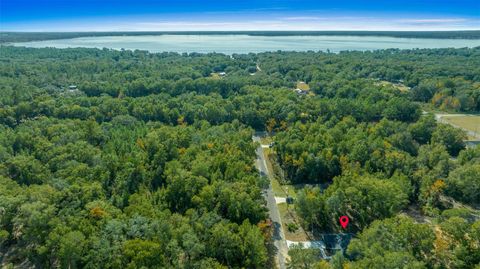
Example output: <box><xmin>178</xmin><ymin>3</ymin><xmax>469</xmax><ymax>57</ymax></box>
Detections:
<box><xmin>437</xmin><ymin>114</ymin><xmax>480</xmax><ymax>140</ymax></box>
<box><xmin>296</xmin><ymin>81</ymin><xmax>310</xmax><ymax>91</ymax></box>
<box><xmin>441</xmin><ymin>115</ymin><xmax>480</xmax><ymax>139</ymax></box>
<box><xmin>375</xmin><ymin>80</ymin><xmax>410</xmax><ymax>92</ymax></box>
<box><xmin>278</xmin><ymin>203</ymin><xmax>309</xmax><ymax>241</ymax></box>
<box><xmin>209</xmin><ymin>73</ymin><xmax>221</xmax><ymax>79</ymax></box>
<box><xmin>260</xmin><ymin>136</ymin><xmax>273</xmax><ymax>145</ymax></box>
<box><xmin>271</xmin><ymin>178</ymin><xmax>298</xmax><ymax>198</ymax></box>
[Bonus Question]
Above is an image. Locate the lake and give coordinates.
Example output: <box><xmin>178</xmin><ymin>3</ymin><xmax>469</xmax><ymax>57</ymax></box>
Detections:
<box><xmin>13</xmin><ymin>35</ymin><xmax>480</xmax><ymax>54</ymax></box>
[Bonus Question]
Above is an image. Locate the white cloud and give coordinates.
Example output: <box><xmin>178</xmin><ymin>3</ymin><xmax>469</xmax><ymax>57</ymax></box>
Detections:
<box><xmin>2</xmin><ymin>14</ymin><xmax>479</xmax><ymax>31</ymax></box>
<box><xmin>398</xmin><ymin>18</ymin><xmax>468</xmax><ymax>23</ymax></box>
<box><xmin>283</xmin><ymin>16</ymin><xmax>324</xmax><ymax>21</ymax></box>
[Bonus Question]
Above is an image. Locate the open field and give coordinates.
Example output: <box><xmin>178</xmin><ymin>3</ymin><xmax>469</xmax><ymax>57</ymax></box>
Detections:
<box><xmin>278</xmin><ymin>203</ymin><xmax>310</xmax><ymax>241</ymax></box>
<box><xmin>271</xmin><ymin>179</ymin><xmax>326</xmax><ymax>199</ymax></box>
<box><xmin>442</xmin><ymin>115</ymin><xmax>480</xmax><ymax>134</ymax></box>
<box><xmin>375</xmin><ymin>80</ymin><xmax>410</xmax><ymax>92</ymax></box>
<box><xmin>260</xmin><ymin>136</ymin><xmax>274</xmax><ymax>145</ymax></box>
<box><xmin>436</xmin><ymin>114</ymin><xmax>480</xmax><ymax>139</ymax></box>
<box><xmin>209</xmin><ymin>73</ymin><xmax>221</xmax><ymax>79</ymax></box>
<box><xmin>271</xmin><ymin>178</ymin><xmax>298</xmax><ymax>198</ymax></box>
<box><xmin>296</xmin><ymin>81</ymin><xmax>310</xmax><ymax>91</ymax></box>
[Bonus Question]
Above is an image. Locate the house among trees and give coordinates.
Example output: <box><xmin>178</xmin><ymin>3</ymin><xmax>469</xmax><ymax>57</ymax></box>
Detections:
<box><xmin>321</xmin><ymin>234</ymin><xmax>353</xmax><ymax>259</ymax></box>
<box><xmin>295</xmin><ymin>88</ymin><xmax>308</xmax><ymax>95</ymax></box>
<box><xmin>287</xmin><ymin>233</ymin><xmax>353</xmax><ymax>260</ymax></box>
<box><xmin>210</xmin><ymin>72</ymin><xmax>227</xmax><ymax>79</ymax></box>
<box><xmin>294</xmin><ymin>81</ymin><xmax>310</xmax><ymax>95</ymax></box>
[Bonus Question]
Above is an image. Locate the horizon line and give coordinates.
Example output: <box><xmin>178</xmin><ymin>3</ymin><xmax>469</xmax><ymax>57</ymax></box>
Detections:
<box><xmin>3</xmin><ymin>29</ymin><xmax>480</xmax><ymax>33</ymax></box>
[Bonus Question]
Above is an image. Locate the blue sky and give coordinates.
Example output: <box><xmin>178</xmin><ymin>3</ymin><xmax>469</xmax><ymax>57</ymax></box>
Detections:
<box><xmin>1</xmin><ymin>0</ymin><xmax>479</xmax><ymax>31</ymax></box>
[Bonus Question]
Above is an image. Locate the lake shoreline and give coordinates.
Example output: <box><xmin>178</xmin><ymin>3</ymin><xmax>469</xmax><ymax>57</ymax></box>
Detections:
<box><xmin>2</xmin><ymin>30</ymin><xmax>480</xmax><ymax>44</ymax></box>
<box><xmin>9</xmin><ymin>34</ymin><xmax>480</xmax><ymax>54</ymax></box>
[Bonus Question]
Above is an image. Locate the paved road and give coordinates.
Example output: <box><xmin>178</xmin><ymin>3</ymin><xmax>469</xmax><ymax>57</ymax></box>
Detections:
<box><xmin>253</xmin><ymin>134</ymin><xmax>288</xmax><ymax>269</ymax></box>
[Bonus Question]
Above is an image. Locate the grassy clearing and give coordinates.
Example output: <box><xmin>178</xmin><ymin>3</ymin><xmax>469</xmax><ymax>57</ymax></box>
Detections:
<box><xmin>272</xmin><ymin>180</ymin><xmax>326</xmax><ymax>199</ymax></box>
<box><xmin>295</xmin><ymin>81</ymin><xmax>316</xmax><ymax>96</ymax></box>
<box><xmin>442</xmin><ymin>115</ymin><xmax>480</xmax><ymax>136</ymax></box>
<box><xmin>278</xmin><ymin>203</ymin><xmax>309</xmax><ymax>241</ymax></box>
<box><xmin>271</xmin><ymin>178</ymin><xmax>286</xmax><ymax>197</ymax></box>
<box><xmin>260</xmin><ymin>136</ymin><xmax>273</xmax><ymax>145</ymax></box>
<box><xmin>209</xmin><ymin>73</ymin><xmax>221</xmax><ymax>80</ymax></box>
<box><xmin>271</xmin><ymin>178</ymin><xmax>298</xmax><ymax>198</ymax></box>
<box><xmin>375</xmin><ymin>80</ymin><xmax>410</xmax><ymax>92</ymax></box>
<box><xmin>296</xmin><ymin>81</ymin><xmax>310</xmax><ymax>91</ymax></box>
<box><xmin>262</xmin><ymin>148</ymin><xmax>275</xmax><ymax>177</ymax></box>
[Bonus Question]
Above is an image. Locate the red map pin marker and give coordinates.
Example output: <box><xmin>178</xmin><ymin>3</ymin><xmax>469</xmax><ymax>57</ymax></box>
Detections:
<box><xmin>339</xmin><ymin>216</ymin><xmax>349</xmax><ymax>229</ymax></box>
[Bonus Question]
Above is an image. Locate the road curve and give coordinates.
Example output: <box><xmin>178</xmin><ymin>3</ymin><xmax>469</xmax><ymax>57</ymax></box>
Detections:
<box><xmin>253</xmin><ymin>134</ymin><xmax>288</xmax><ymax>269</ymax></box>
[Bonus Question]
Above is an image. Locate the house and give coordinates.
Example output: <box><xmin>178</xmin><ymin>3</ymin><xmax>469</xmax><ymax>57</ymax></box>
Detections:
<box><xmin>295</xmin><ymin>81</ymin><xmax>310</xmax><ymax>95</ymax></box>
<box><xmin>61</xmin><ymin>85</ymin><xmax>84</xmax><ymax>97</ymax></box>
<box><xmin>218</xmin><ymin>72</ymin><xmax>226</xmax><ymax>77</ymax></box>
<box><xmin>68</xmin><ymin>85</ymin><xmax>78</xmax><ymax>92</ymax></box>
<box><xmin>322</xmin><ymin>234</ymin><xmax>352</xmax><ymax>251</ymax></box>
<box><xmin>295</xmin><ymin>88</ymin><xmax>308</xmax><ymax>95</ymax></box>
<box><xmin>286</xmin><ymin>233</ymin><xmax>353</xmax><ymax>260</ymax></box>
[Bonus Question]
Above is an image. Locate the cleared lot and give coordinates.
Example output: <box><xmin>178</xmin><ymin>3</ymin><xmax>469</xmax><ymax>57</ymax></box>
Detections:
<box><xmin>439</xmin><ymin>114</ymin><xmax>480</xmax><ymax>139</ymax></box>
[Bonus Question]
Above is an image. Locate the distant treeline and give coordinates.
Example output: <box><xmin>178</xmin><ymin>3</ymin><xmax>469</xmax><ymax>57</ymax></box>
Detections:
<box><xmin>1</xmin><ymin>30</ymin><xmax>480</xmax><ymax>43</ymax></box>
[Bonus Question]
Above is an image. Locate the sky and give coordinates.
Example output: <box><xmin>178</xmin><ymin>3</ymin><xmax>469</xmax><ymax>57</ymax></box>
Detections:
<box><xmin>1</xmin><ymin>0</ymin><xmax>479</xmax><ymax>31</ymax></box>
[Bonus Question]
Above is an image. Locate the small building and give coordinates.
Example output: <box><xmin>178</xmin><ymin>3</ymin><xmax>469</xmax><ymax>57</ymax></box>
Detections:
<box><xmin>321</xmin><ymin>234</ymin><xmax>353</xmax><ymax>258</ymax></box>
<box><xmin>218</xmin><ymin>72</ymin><xmax>226</xmax><ymax>77</ymax></box>
<box><xmin>68</xmin><ymin>85</ymin><xmax>78</xmax><ymax>92</ymax></box>
<box><xmin>286</xmin><ymin>233</ymin><xmax>353</xmax><ymax>260</ymax></box>
<box><xmin>294</xmin><ymin>81</ymin><xmax>310</xmax><ymax>95</ymax></box>
<box><xmin>295</xmin><ymin>88</ymin><xmax>308</xmax><ymax>95</ymax></box>
<box><xmin>61</xmin><ymin>85</ymin><xmax>83</xmax><ymax>97</ymax></box>
<box><xmin>67</xmin><ymin>85</ymin><xmax>78</xmax><ymax>93</ymax></box>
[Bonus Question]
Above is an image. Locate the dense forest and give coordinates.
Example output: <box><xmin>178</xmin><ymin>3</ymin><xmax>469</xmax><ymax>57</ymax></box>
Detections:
<box><xmin>2</xmin><ymin>31</ymin><xmax>480</xmax><ymax>43</ymax></box>
<box><xmin>0</xmin><ymin>45</ymin><xmax>479</xmax><ymax>268</ymax></box>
